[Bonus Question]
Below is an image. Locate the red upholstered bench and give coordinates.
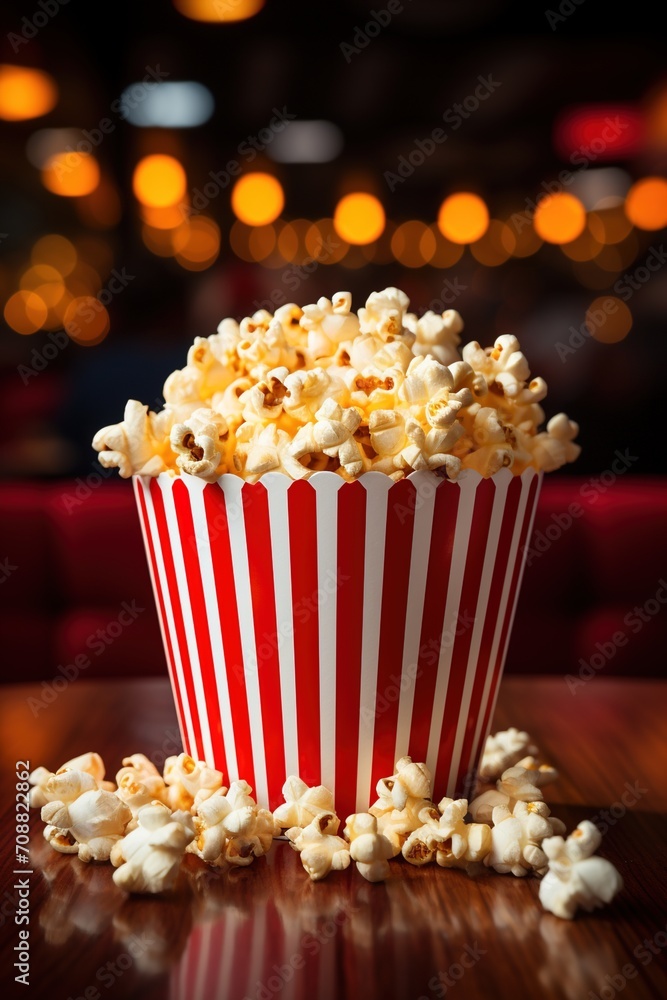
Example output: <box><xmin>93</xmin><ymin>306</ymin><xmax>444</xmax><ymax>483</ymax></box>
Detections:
<box><xmin>1</xmin><ymin>477</ymin><xmax>665</xmax><ymax>683</ymax></box>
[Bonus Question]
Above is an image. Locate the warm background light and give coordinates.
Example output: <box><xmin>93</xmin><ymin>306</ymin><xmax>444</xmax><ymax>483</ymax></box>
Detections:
<box><xmin>133</xmin><ymin>154</ymin><xmax>187</xmax><ymax>208</ymax></box>
<box><xmin>42</xmin><ymin>152</ymin><xmax>100</xmax><ymax>197</ymax></box>
<box><xmin>391</xmin><ymin>221</ymin><xmax>435</xmax><ymax>267</ymax></box>
<box><xmin>173</xmin><ymin>0</ymin><xmax>264</xmax><ymax>23</ymax></box>
<box><xmin>533</xmin><ymin>192</ymin><xmax>586</xmax><ymax>244</ymax></box>
<box><xmin>471</xmin><ymin>219</ymin><xmax>514</xmax><ymax>266</ymax></box>
<box><xmin>64</xmin><ymin>297</ymin><xmax>110</xmax><ymax>346</ymax></box>
<box><xmin>585</xmin><ymin>297</ymin><xmax>632</xmax><ymax>343</ymax></box>
<box><xmin>624</xmin><ymin>176</ymin><xmax>667</xmax><ymax>230</ymax></box>
<box><xmin>437</xmin><ymin>193</ymin><xmax>489</xmax><ymax>244</ymax></box>
<box><xmin>4</xmin><ymin>290</ymin><xmax>48</xmax><ymax>334</ymax></box>
<box><xmin>31</xmin><ymin>235</ymin><xmax>77</xmax><ymax>275</ymax></box>
<box><xmin>172</xmin><ymin>216</ymin><xmax>221</xmax><ymax>270</ymax></box>
<box><xmin>0</xmin><ymin>66</ymin><xmax>57</xmax><ymax>121</ymax></box>
<box><xmin>333</xmin><ymin>193</ymin><xmax>385</xmax><ymax>245</ymax></box>
<box><xmin>305</xmin><ymin>219</ymin><xmax>349</xmax><ymax>264</ymax></box>
<box><xmin>75</xmin><ymin>177</ymin><xmax>123</xmax><ymax>228</ymax></box>
<box><xmin>231</xmin><ymin>172</ymin><xmax>284</xmax><ymax>225</ymax></box>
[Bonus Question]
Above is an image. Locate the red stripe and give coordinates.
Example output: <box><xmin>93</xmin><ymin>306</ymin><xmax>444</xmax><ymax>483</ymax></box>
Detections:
<box><xmin>134</xmin><ymin>479</ymin><xmax>187</xmax><ymax>743</ymax></box>
<box><xmin>172</xmin><ymin>479</ymin><xmax>228</xmax><ymax>775</ymax></box>
<box><xmin>454</xmin><ymin>476</ymin><xmax>523</xmax><ymax>795</ymax></box>
<box><xmin>149</xmin><ymin>478</ymin><xmax>205</xmax><ymax>760</ymax></box>
<box><xmin>242</xmin><ymin>482</ymin><xmax>287</xmax><ymax>809</ymax></box>
<box><xmin>203</xmin><ymin>484</ymin><xmax>255</xmax><ymax>791</ymax></box>
<box><xmin>287</xmin><ymin>480</ymin><xmax>321</xmax><ymax>786</ymax></box>
<box><xmin>476</xmin><ymin>475</ymin><xmax>540</xmax><ymax>758</ymax></box>
<box><xmin>335</xmin><ymin>481</ymin><xmax>367</xmax><ymax>822</ymax></box>
<box><xmin>433</xmin><ymin>477</ymin><xmax>496</xmax><ymax>798</ymax></box>
<box><xmin>407</xmin><ymin>481</ymin><xmax>461</xmax><ymax>761</ymax></box>
<box><xmin>369</xmin><ymin>479</ymin><xmax>417</xmax><ymax>803</ymax></box>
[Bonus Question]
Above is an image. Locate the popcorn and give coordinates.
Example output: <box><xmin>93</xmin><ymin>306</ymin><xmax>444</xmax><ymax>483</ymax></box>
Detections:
<box><xmin>370</xmin><ymin>757</ymin><xmax>436</xmax><ymax>856</ymax></box>
<box><xmin>187</xmin><ymin>780</ymin><xmax>277</xmax><ymax>867</ymax></box>
<box><xmin>286</xmin><ymin>813</ymin><xmax>351</xmax><ymax>881</ymax></box>
<box><xmin>273</xmin><ymin>776</ymin><xmax>336</xmax><ymax>831</ymax></box>
<box><xmin>539</xmin><ymin>821</ymin><xmax>623</xmax><ymax>919</ymax></box>
<box><xmin>479</xmin><ymin>728</ymin><xmax>539</xmax><ymax>781</ymax></box>
<box><xmin>29</xmin><ymin>752</ymin><xmax>111</xmax><ymax>808</ymax></box>
<box><xmin>469</xmin><ymin>764</ymin><xmax>547</xmax><ymax>824</ymax></box>
<box><xmin>402</xmin><ymin>798</ymin><xmax>491</xmax><ymax>870</ymax></box>
<box><xmin>163</xmin><ymin>753</ymin><xmax>225</xmax><ymax>812</ymax></box>
<box><xmin>111</xmin><ymin>801</ymin><xmax>195</xmax><ymax>894</ymax></box>
<box><xmin>94</xmin><ymin>289</ymin><xmax>580</xmax><ymax>484</ymax></box>
<box><xmin>93</xmin><ymin>401</ymin><xmax>171</xmax><ymax>478</ymax></box>
<box><xmin>484</xmin><ymin>801</ymin><xmax>566</xmax><ymax>877</ymax></box>
<box><xmin>170</xmin><ymin>407</ymin><xmax>230</xmax><ymax>480</ymax></box>
<box><xmin>41</xmin><ymin>789</ymin><xmax>132</xmax><ymax>862</ymax></box>
<box><xmin>344</xmin><ymin>813</ymin><xmax>394</xmax><ymax>882</ymax></box>
<box><xmin>115</xmin><ymin>754</ymin><xmax>167</xmax><ymax>824</ymax></box>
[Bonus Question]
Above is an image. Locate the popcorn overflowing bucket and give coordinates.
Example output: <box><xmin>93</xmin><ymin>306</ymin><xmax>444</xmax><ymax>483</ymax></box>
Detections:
<box><xmin>134</xmin><ymin>466</ymin><xmax>541</xmax><ymax>817</ymax></box>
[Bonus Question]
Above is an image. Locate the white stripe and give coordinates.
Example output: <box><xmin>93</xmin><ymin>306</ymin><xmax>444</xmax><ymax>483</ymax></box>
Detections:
<box><xmin>217</xmin><ymin>913</ymin><xmax>236</xmax><ymax>1000</ymax></box>
<box><xmin>160</xmin><ymin>476</ymin><xmax>215</xmax><ymax>765</ymax></box>
<box><xmin>187</xmin><ymin>478</ymin><xmax>238</xmax><ymax>781</ymax></box>
<box><xmin>425</xmin><ymin>471</ymin><xmax>478</xmax><ymax>783</ymax></box>
<box><xmin>194</xmin><ymin>922</ymin><xmax>211</xmax><ymax>1000</ymax></box>
<box><xmin>468</xmin><ymin>469</ymin><xmax>536</xmax><ymax>773</ymax></box>
<box><xmin>222</xmin><ymin>476</ymin><xmax>270</xmax><ymax>808</ymax></box>
<box><xmin>356</xmin><ymin>473</ymin><xmax>393</xmax><ymax>811</ymax></box>
<box><xmin>478</xmin><ymin>470</ymin><xmax>542</xmax><ymax>758</ymax></box>
<box><xmin>445</xmin><ymin>472</ymin><xmax>511</xmax><ymax>795</ymax></box>
<box><xmin>262</xmin><ymin>473</ymin><xmax>299</xmax><ymax>780</ymax></box>
<box><xmin>247</xmin><ymin>899</ymin><xmax>267</xmax><ymax>1000</ymax></box>
<box><xmin>139</xmin><ymin>476</ymin><xmax>196</xmax><ymax>755</ymax></box>
<box><xmin>393</xmin><ymin>472</ymin><xmax>437</xmax><ymax>763</ymax></box>
<box><xmin>311</xmin><ymin>472</ymin><xmax>344</xmax><ymax>791</ymax></box>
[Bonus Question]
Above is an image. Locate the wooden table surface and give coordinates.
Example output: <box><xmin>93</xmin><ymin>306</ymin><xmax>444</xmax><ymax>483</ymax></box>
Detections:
<box><xmin>1</xmin><ymin>676</ymin><xmax>665</xmax><ymax>1000</ymax></box>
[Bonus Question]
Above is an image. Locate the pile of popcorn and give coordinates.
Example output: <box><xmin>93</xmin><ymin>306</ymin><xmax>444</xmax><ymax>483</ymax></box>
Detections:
<box><xmin>92</xmin><ymin>288</ymin><xmax>580</xmax><ymax>483</ymax></box>
<box><xmin>29</xmin><ymin>730</ymin><xmax>622</xmax><ymax>920</ymax></box>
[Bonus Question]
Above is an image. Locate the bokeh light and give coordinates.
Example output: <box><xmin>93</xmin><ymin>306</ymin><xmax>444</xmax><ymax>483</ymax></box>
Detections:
<box><xmin>333</xmin><ymin>193</ymin><xmax>385</xmax><ymax>245</ymax></box>
<box><xmin>588</xmin><ymin>206</ymin><xmax>633</xmax><ymax>245</ymax></box>
<box><xmin>42</xmin><ymin>152</ymin><xmax>100</xmax><ymax>197</ymax></box>
<box><xmin>140</xmin><ymin>203</ymin><xmax>189</xmax><ymax>229</ymax></box>
<box><xmin>559</xmin><ymin>227</ymin><xmax>603</xmax><ymax>262</ymax></box>
<box><xmin>437</xmin><ymin>193</ymin><xmax>489</xmax><ymax>244</ymax></box>
<box><xmin>142</xmin><ymin>224</ymin><xmax>181</xmax><ymax>257</ymax></box>
<box><xmin>248</xmin><ymin>224</ymin><xmax>276</xmax><ymax>262</ymax></box>
<box><xmin>31</xmin><ymin>235</ymin><xmax>77</xmax><ymax>276</ymax></box>
<box><xmin>231</xmin><ymin>172</ymin><xmax>284</xmax><ymax>226</ymax></box>
<box><xmin>471</xmin><ymin>220</ymin><xmax>514</xmax><ymax>266</ymax></box>
<box><xmin>504</xmin><ymin>218</ymin><xmax>542</xmax><ymax>258</ymax></box>
<box><xmin>4</xmin><ymin>290</ymin><xmax>48</xmax><ymax>334</ymax></box>
<box><xmin>391</xmin><ymin>221</ymin><xmax>435</xmax><ymax>267</ymax></box>
<box><xmin>277</xmin><ymin>219</ymin><xmax>310</xmax><ymax>262</ymax></box>
<box><xmin>624</xmin><ymin>177</ymin><xmax>667</xmax><ymax>230</ymax></box>
<box><xmin>0</xmin><ymin>66</ymin><xmax>57</xmax><ymax>121</ymax></box>
<box><xmin>533</xmin><ymin>193</ymin><xmax>586</xmax><ymax>244</ymax></box>
<box><xmin>428</xmin><ymin>225</ymin><xmax>465</xmax><ymax>267</ymax></box>
<box><xmin>64</xmin><ymin>297</ymin><xmax>110</xmax><ymax>346</ymax></box>
<box><xmin>173</xmin><ymin>0</ymin><xmax>264</xmax><ymax>23</ymax></box>
<box><xmin>305</xmin><ymin>219</ymin><xmax>349</xmax><ymax>264</ymax></box>
<box><xmin>172</xmin><ymin>216</ymin><xmax>221</xmax><ymax>270</ymax></box>
<box><xmin>585</xmin><ymin>297</ymin><xmax>632</xmax><ymax>343</ymax></box>
<box><xmin>75</xmin><ymin>177</ymin><xmax>122</xmax><ymax>228</ymax></box>
<box><xmin>133</xmin><ymin>154</ymin><xmax>187</xmax><ymax>208</ymax></box>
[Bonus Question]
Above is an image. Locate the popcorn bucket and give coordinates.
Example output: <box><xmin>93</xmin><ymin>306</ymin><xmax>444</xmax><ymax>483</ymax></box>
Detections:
<box><xmin>134</xmin><ymin>467</ymin><xmax>541</xmax><ymax>817</ymax></box>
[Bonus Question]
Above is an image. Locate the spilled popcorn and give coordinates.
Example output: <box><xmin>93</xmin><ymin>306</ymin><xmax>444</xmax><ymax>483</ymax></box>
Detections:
<box><xmin>28</xmin><ymin>737</ymin><xmax>622</xmax><ymax>918</ymax></box>
<box><xmin>93</xmin><ymin>289</ymin><xmax>580</xmax><ymax>483</ymax></box>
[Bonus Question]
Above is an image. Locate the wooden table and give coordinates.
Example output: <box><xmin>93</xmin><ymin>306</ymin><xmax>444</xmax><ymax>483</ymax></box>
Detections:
<box><xmin>1</xmin><ymin>677</ymin><xmax>665</xmax><ymax>1000</ymax></box>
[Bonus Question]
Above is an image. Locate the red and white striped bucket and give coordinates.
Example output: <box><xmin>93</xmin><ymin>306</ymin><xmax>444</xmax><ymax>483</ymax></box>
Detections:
<box><xmin>133</xmin><ymin>467</ymin><xmax>541</xmax><ymax>818</ymax></box>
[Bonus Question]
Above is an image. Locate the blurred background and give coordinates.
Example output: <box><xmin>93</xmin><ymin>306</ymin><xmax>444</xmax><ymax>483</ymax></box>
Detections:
<box><xmin>1</xmin><ymin>0</ymin><xmax>665</xmax><ymax>682</ymax></box>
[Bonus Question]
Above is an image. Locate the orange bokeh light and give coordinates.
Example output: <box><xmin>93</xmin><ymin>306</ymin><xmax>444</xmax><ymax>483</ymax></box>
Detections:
<box><xmin>64</xmin><ymin>296</ymin><xmax>110</xmax><ymax>346</ymax></box>
<box><xmin>231</xmin><ymin>173</ymin><xmax>284</xmax><ymax>226</ymax></box>
<box><xmin>0</xmin><ymin>65</ymin><xmax>57</xmax><ymax>121</ymax></box>
<box><xmin>624</xmin><ymin>177</ymin><xmax>667</xmax><ymax>230</ymax></box>
<box><xmin>133</xmin><ymin>155</ymin><xmax>187</xmax><ymax>208</ymax></box>
<box><xmin>391</xmin><ymin>221</ymin><xmax>434</xmax><ymax>267</ymax></box>
<box><xmin>4</xmin><ymin>290</ymin><xmax>48</xmax><ymax>334</ymax></box>
<box><xmin>173</xmin><ymin>0</ymin><xmax>264</xmax><ymax>23</ymax></box>
<box><xmin>585</xmin><ymin>297</ymin><xmax>632</xmax><ymax>344</ymax></box>
<box><xmin>437</xmin><ymin>193</ymin><xmax>489</xmax><ymax>244</ymax></box>
<box><xmin>31</xmin><ymin>234</ymin><xmax>77</xmax><ymax>275</ymax></box>
<box><xmin>471</xmin><ymin>220</ymin><xmax>514</xmax><ymax>266</ymax></box>
<box><xmin>42</xmin><ymin>152</ymin><xmax>100</xmax><ymax>197</ymax></box>
<box><xmin>75</xmin><ymin>177</ymin><xmax>122</xmax><ymax>229</ymax></box>
<box><xmin>333</xmin><ymin>193</ymin><xmax>385</xmax><ymax>245</ymax></box>
<box><xmin>305</xmin><ymin>219</ymin><xmax>349</xmax><ymax>264</ymax></box>
<box><xmin>533</xmin><ymin>193</ymin><xmax>586</xmax><ymax>244</ymax></box>
<box><xmin>173</xmin><ymin>216</ymin><xmax>221</xmax><ymax>270</ymax></box>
